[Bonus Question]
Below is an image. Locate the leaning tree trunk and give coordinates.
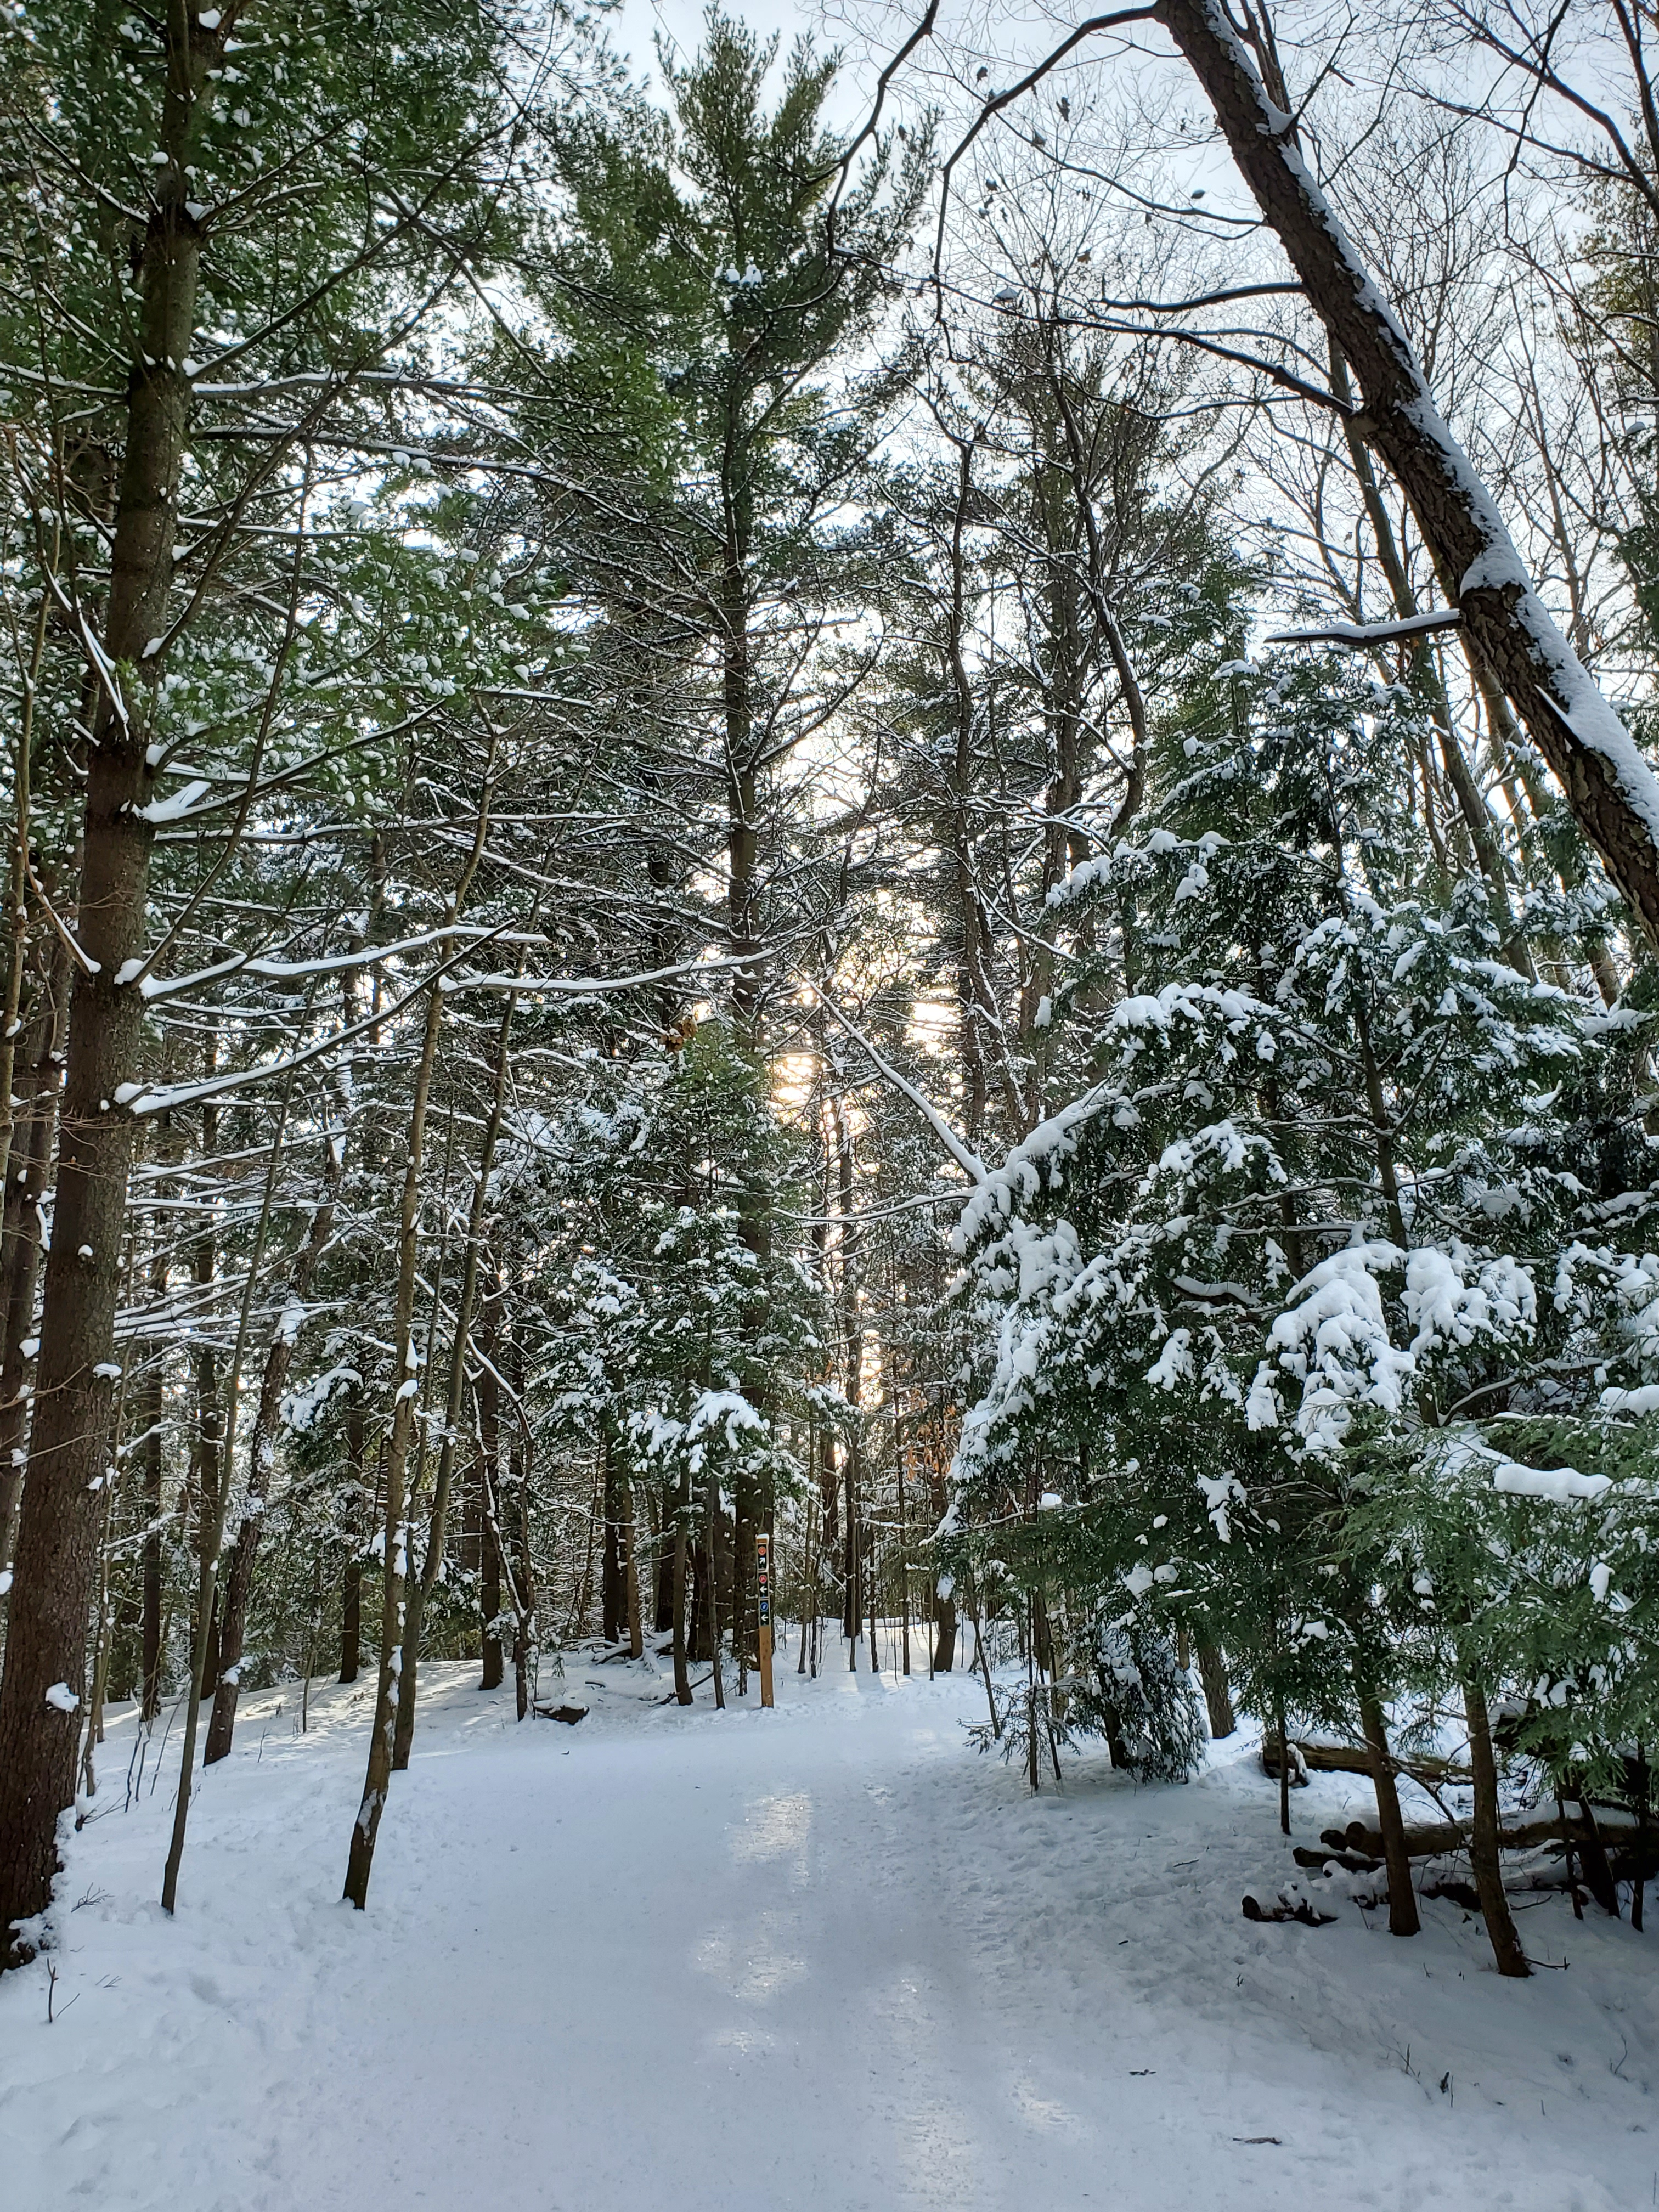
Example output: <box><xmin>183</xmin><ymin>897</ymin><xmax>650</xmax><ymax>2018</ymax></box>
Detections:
<box><xmin>0</xmin><ymin>9</ymin><xmax>219</xmax><ymax>1960</ymax></box>
<box><xmin>1154</xmin><ymin>0</ymin><xmax>1659</xmax><ymax>954</ymax></box>
<box><xmin>1359</xmin><ymin>1690</ymin><xmax>1420</xmax><ymax>1939</ymax></box>
<box><xmin>342</xmin><ymin>780</ymin><xmax>490</xmax><ymax>1909</ymax></box>
<box><xmin>161</xmin><ymin>1064</ymin><xmax>297</xmax><ymax>1914</ymax></box>
<box><xmin>1463</xmin><ymin>1678</ymin><xmax>1531</xmax><ymax>1978</ymax></box>
<box><xmin>204</xmin><ymin>1161</ymin><xmax>342</xmax><ymax>1764</ymax></box>
<box><xmin>206</xmin><ymin>961</ymin><xmax>357</xmax><ymax>1762</ymax></box>
<box><xmin>342</xmin><ymin>981</ymin><xmax>450</xmax><ymax>1910</ymax></box>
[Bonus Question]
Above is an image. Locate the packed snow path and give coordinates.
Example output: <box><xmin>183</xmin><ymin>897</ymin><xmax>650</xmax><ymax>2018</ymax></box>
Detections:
<box><xmin>3</xmin><ymin>1659</ymin><xmax>1657</xmax><ymax>2210</ymax></box>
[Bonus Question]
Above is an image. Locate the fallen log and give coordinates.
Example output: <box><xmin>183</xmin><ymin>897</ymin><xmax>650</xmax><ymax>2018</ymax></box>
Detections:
<box><xmin>533</xmin><ymin>1701</ymin><xmax>589</xmax><ymax>1725</ymax></box>
<box><xmin>1262</xmin><ymin>1735</ymin><xmax>1469</xmax><ymax>1785</ymax></box>
<box><xmin>1293</xmin><ymin>1843</ymin><xmax>1382</xmax><ymax>1874</ymax></box>
<box><xmin>1327</xmin><ymin>1810</ymin><xmax>1639</xmax><ymax>1860</ymax></box>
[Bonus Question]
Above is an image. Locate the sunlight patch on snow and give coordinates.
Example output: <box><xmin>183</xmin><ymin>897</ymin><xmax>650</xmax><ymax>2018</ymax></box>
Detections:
<box><xmin>1009</xmin><ymin>2076</ymin><xmax>1088</xmax><ymax>2137</ymax></box>
<box><xmin>726</xmin><ymin>1790</ymin><xmax>812</xmax><ymax>1883</ymax></box>
<box><xmin>692</xmin><ymin>1912</ymin><xmax>808</xmax><ymax>2003</ymax></box>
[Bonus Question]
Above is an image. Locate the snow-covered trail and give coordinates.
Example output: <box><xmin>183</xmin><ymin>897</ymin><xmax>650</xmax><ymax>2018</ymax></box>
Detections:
<box><xmin>3</xmin><ymin>1657</ymin><xmax>1656</xmax><ymax>2211</ymax></box>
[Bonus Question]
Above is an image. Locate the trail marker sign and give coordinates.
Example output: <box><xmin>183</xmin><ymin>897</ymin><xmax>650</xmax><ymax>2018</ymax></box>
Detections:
<box><xmin>756</xmin><ymin>1532</ymin><xmax>774</xmax><ymax>1708</ymax></box>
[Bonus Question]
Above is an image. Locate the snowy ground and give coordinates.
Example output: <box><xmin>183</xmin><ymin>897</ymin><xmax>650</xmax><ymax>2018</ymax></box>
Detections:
<box><xmin>3</xmin><ymin>1648</ymin><xmax>1657</xmax><ymax>2211</ymax></box>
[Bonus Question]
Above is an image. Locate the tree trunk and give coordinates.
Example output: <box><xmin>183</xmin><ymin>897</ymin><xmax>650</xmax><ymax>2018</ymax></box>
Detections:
<box><xmin>205</xmin><ymin>1161</ymin><xmax>342</xmax><ymax>1765</ymax></box>
<box><xmin>1154</xmin><ymin>0</ymin><xmax>1659</xmax><ymax>953</ymax></box>
<box><xmin>138</xmin><ymin>1355</ymin><xmax>165</xmax><ymax>1723</ymax></box>
<box><xmin>1571</xmin><ymin>1793</ymin><xmax>1620</xmax><ymax>1917</ymax></box>
<box><xmin>479</xmin><ymin>1325</ymin><xmax>504</xmax><ymax>1693</ymax></box>
<box><xmin>1463</xmin><ymin>1679</ymin><xmax>1531</xmax><ymax>1978</ymax></box>
<box><xmin>507</xmin><ymin>1328</ymin><xmax>534</xmax><ymax>1722</ymax></box>
<box><xmin>1197</xmin><ymin>1644</ymin><xmax>1235</xmax><ymax>1738</ymax></box>
<box><xmin>339</xmin><ymin>1400</ymin><xmax>366</xmax><ymax>1684</ymax></box>
<box><xmin>0</xmin><ymin>8</ymin><xmax>218</xmax><ymax>1962</ymax></box>
<box><xmin>622</xmin><ymin>1472</ymin><xmax>642</xmax><ymax>1661</ymax></box>
<box><xmin>690</xmin><ymin>1534</ymin><xmax>713</xmax><ymax>1663</ymax></box>
<box><xmin>397</xmin><ymin>990</ymin><xmax>515</xmax><ymax>1765</ymax></box>
<box><xmin>342</xmin><ymin>981</ymin><xmax>449</xmax><ymax>1911</ymax></box>
<box><xmin>162</xmin><ymin>1060</ymin><xmax>300</xmax><ymax>1912</ymax></box>
<box><xmin>671</xmin><ymin>1474</ymin><xmax>692</xmax><ymax>1706</ymax></box>
<box><xmin>654</xmin><ymin>1490</ymin><xmax>675</xmax><ymax>1634</ymax></box>
<box><xmin>602</xmin><ymin>1431</ymin><xmax>623</xmax><ymax>1645</ymax></box>
<box><xmin>1359</xmin><ymin>1690</ymin><xmax>1420</xmax><ymax>1938</ymax></box>
<box><xmin>706</xmin><ymin>1469</ymin><xmax>726</xmax><ymax>1710</ymax></box>
<box><xmin>0</xmin><ymin>984</ymin><xmax>64</xmax><ymax>1572</ymax></box>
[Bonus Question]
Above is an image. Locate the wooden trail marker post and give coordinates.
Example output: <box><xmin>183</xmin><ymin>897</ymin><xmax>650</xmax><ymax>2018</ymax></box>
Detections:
<box><xmin>756</xmin><ymin>1531</ymin><xmax>774</xmax><ymax>1708</ymax></box>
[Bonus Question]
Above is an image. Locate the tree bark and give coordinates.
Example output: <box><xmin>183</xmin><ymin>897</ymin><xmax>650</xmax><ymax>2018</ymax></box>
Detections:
<box><xmin>137</xmin><ymin>1355</ymin><xmax>165</xmax><ymax>1723</ymax></box>
<box><xmin>478</xmin><ymin>1315</ymin><xmax>504</xmax><ymax>1692</ymax></box>
<box><xmin>622</xmin><ymin>1470</ymin><xmax>642</xmax><ymax>1660</ymax></box>
<box><xmin>205</xmin><ymin>1141</ymin><xmax>343</xmax><ymax>1764</ymax></box>
<box><xmin>1359</xmin><ymin>1690</ymin><xmax>1420</xmax><ymax>1938</ymax></box>
<box><xmin>342</xmin><ymin>980</ymin><xmax>449</xmax><ymax>1909</ymax></box>
<box><xmin>396</xmin><ymin>990</ymin><xmax>515</xmax><ymax>1765</ymax></box>
<box><xmin>602</xmin><ymin>1429</ymin><xmax>623</xmax><ymax>1645</ymax></box>
<box><xmin>339</xmin><ymin>1400</ymin><xmax>365</xmax><ymax>1684</ymax></box>
<box><xmin>0</xmin><ymin>6</ymin><xmax>222</xmax><ymax>1963</ymax></box>
<box><xmin>0</xmin><ymin>981</ymin><xmax>65</xmax><ymax>1571</ymax></box>
<box><xmin>1154</xmin><ymin>0</ymin><xmax>1659</xmax><ymax>953</ymax></box>
<box><xmin>1463</xmin><ymin>1678</ymin><xmax>1531</xmax><ymax>1978</ymax></box>
<box><xmin>506</xmin><ymin>1325</ymin><xmax>534</xmax><ymax>1722</ymax></box>
<box><xmin>342</xmin><ymin>776</ymin><xmax>490</xmax><ymax>1905</ymax></box>
<box><xmin>671</xmin><ymin>1472</ymin><xmax>692</xmax><ymax>1706</ymax></box>
<box><xmin>1197</xmin><ymin>1643</ymin><xmax>1235</xmax><ymax>1738</ymax></box>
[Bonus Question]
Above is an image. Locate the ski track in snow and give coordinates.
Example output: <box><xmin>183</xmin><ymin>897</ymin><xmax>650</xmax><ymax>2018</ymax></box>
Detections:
<box><xmin>3</xmin><ymin>1658</ymin><xmax>1656</xmax><ymax>2211</ymax></box>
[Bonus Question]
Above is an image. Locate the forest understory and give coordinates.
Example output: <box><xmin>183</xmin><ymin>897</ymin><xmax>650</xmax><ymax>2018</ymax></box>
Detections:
<box><xmin>3</xmin><ymin>1648</ymin><xmax>1655</xmax><ymax>2212</ymax></box>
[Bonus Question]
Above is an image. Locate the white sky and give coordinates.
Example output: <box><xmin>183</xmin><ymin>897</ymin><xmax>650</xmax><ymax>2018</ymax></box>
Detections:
<box><xmin>608</xmin><ymin>0</ymin><xmax>908</xmax><ymax>126</ymax></box>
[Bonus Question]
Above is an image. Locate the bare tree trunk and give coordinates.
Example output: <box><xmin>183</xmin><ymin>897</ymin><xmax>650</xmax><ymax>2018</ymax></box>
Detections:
<box><xmin>602</xmin><ymin>1430</ymin><xmax>623</xmax><ymax>1645</ymax></box>
<box><xmin>0</xmin><ymin>7</ymin><xmax>221</xmax><ymax>1963</ymax></box>
<box><xmin>478</xmin><ymin>1317</ymin><xmax>503</xmax><ymax>1692</ymax></box>
<box><xmin>205</xmin><ymin>1139</ymin><xmax>343</xmax><ymax>1764</ymax></box>
<box><xmin>506</xmin><ymin>1328</ymin><xmax>534</xmax><ymax>1721</ymax></box>
<box><xmin>339</xmin><ymin>1401</ymin><xmax>365</xmax><ymax>1684</ymax></box>
<box><xmin>342</xmin><ymin>983</ymin><xmax>450</xmax><ymax>1908</ymax></box>
<box><xmin>138</xmin><ymin>1355</ymin><xmax>165</xmax><ymax>1723</ymax></box>
<box><xmin>162</xmin><ymin>1070</ymin><xmax>296</xmax><ymax>1912</ymax></box>
<box><xmin>706</xmin><ymin>1468</ymin><xmax>726</xmax><ymax>1710</ymax></box>
<box><xmin>0</xmin><ymin>981</ymin><xmax>65</xmax><ymax>1570</ymax></box>
<box><xmin>1197</xmin><ymin>1644</ymin><xmax>1235</xmax><ymax>1738</ymax></box>
<box><xmin>1463</xmin><ymin>1678</ymin><xmax>1531</xmax><ymax>1978</ymax></box>
<box><xmin>671</xmin><ymin>1471</ymin><xmax>692</xmax><ymax>1706</ymax></box>
<box><xmin>622</xmin><ymin>1470</ymin><xmax>642</xmax><ymax>1661</ymax></box>
<box><xmin>395</xmin><ymin>990</ymin><xmax>516</xmax><ymax>1766</ymax></box>
<box><xmin>1359</xmin><ymin>1690</ymin><xmax>1420</xmax><ymax>1939</ymax></box>
<box><xmin>341</xmin><ymin>768</ymin><xmax>490</xmax><ymax>1907</ymax></box>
